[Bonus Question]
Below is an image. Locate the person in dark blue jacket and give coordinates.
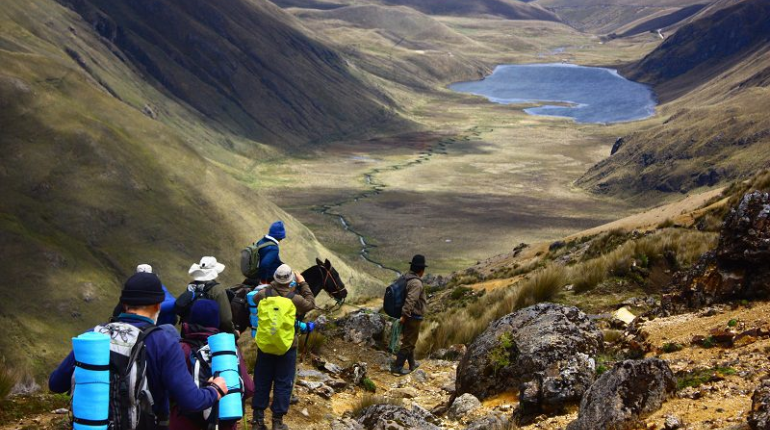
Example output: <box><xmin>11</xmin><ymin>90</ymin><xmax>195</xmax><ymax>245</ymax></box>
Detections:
<box><xmin>255</xmin><ymin>221</ymin><xmax>286</xmax><ymax>284</ymax></box>
<box><xmin>49</xmin><ymin>272</ymin><xmax>228</xmax><ymax>428</ymax></box>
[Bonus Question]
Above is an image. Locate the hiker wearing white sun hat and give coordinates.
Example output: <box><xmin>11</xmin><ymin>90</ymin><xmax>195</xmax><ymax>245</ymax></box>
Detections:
<box><xmin>174</xmin><ymin>256</ymin><xmax>235</xmax><ymax>334</ymax></box>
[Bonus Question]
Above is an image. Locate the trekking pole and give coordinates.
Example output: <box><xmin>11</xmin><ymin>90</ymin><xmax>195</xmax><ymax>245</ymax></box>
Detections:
<box><xmin>301</xmin><ymin>331</ymin><xmax>310</xmax><ymax>363</ymax></box>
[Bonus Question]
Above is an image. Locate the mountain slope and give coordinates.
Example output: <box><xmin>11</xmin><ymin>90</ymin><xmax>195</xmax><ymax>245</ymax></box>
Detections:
<box><xmin>376</xmin><ymin>0</ymin><xmax>560</xmax><ymax>21</ymax></box>
<box><xmin>0</xmin><ymin>0</ymin><xmax>384</xmax><ymax>378</ymax></box>
<box><xmin>54</xmin><ymin>0</ymin><xmax>402</xmax><ymax>146</ymax></box>
<box><xmin>577</xmin><ymin>0</ymin><xmax>770</xmax><ymax>198</ymax></box>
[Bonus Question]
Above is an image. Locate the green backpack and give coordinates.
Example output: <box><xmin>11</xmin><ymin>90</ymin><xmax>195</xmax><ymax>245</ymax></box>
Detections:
<box><xmin>240</xmin><ymin>241</ymin><xmax>277</xmax><ymax>279</ymax></box>
<box><xmin>255</xmin><ymin>289</ymin><xmax>296</xmax><ymax>355</ymax></box>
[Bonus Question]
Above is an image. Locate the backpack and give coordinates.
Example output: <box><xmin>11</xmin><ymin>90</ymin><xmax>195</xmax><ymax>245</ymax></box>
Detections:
<box><xmin>240</xmin><ymin>240</ymin><xmax>277</xmax><ymax>279</ymax></box>
<box><xmin>383</xmin><ymin>275</ymin><xmax>417</xmax><ymax>319</ymax></box>
<box><xmin>226</xmin><ymin>285</ymin><xmax>253</xmax><ymax>333</ymax></box>
<box><xmin>175</xmin><ymin>282</ymin><xmax>216</xmax><ymax>322</ymax></box>
<box><xmin>76</xmin><ymin>322</ymin><xmax>160</xmax><ymax>430</ymax></box>
<box><xmin>185</xmin><ymin>343</ymin><xmax>218</xmax><ymax>426</ymax></box>
<box><xmin>255</xmin><ymin>288</ymin><xmax>297</xmax><ymax>355</ymax></box>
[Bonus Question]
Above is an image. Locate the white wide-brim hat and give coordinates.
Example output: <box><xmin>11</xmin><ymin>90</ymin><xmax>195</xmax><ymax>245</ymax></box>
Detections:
<box><xmin>189</xmin><ymin>256</ymin><xmax>225</xmax><ymax>282</ymax></box>
<box><xmin>273</xmin><ymin>264</ymin><xmax>295</xmax><ymax>285</ymax></box>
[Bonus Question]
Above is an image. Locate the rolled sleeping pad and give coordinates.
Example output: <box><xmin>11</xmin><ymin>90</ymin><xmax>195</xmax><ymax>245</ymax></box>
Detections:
<box><xmin>247</xmin><ymin>290</ymin><xmax>259</xmax><ymax>338</ymax></box>
<box><xmin>72</xmin><ymin>332</ymin><xmax>111</xmax><ymax>430</ymax></box>
<box><xmin>208</xmin><ymin>333</ymin><xmax>243</xmax><ymax>420</ymax></box>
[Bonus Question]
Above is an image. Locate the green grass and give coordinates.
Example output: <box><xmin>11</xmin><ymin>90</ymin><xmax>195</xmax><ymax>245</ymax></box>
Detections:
<box><xmin>676</xmin><ymin>367</ymin><xmax>737</xmax><ymax>390</ymax></box>
<box><xmin>661</xmin><ymin>342</ymin><xmax>684</xmax><ymax>353</ymax></box>
<box><xmin>0</xmin><ymin>358</ymin><xmax>16</xmax><ymax>401</ymax></box>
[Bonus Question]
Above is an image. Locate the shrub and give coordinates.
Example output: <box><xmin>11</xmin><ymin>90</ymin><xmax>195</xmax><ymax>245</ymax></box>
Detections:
<box><xmin>352</xmin><ymin>395</ymin><xmax>403</xmax><ymax>418</ymax></box>
<box><xmin>657</xmin><ymin>218</ymin><xmax>676</xmax><ymax>229</ymax></box>
<box><xmin>299</xmin><ymin>332</ymin><xmax>327</xmax><ymax>355</ymax></box>
<box><xmin>661</xmin><ymin>342</ymin><xmax>684</xmax><ymax>353</ymax></box>
<box><xmin>583</xmin><ymin>229</ymin><xmax>628</xmax><ymax>260</ymax></box>
<box><xmin>727</xmin><ymin>319</ymin><xmax>738</xmax><ymax>328</ymax></box>
<box><xmin>572</xmin><ymin>259</ymin><xmax>607</xmax><ymax>293</ymax></box>
<box><xmin>676</xmin><ymin>367</ymin><xmax>736</xmax><ymax>390</ymax></box>
<box><xmin>489</xmin><ymin>333</ymin><xmax>514</xmax><ymax>373</ymax></box>
<box><xmin>602</xmin><ymin>329</ymin><xmax>623</xmax><ymax>344</ymax></box>
<box><xmin>362</xmin><ymin>377</ymin><xmax>376</xmax><ymax>393</ymax></box>
<box><xmin>0</xmin><ymin>358</ymin><xmax>17</xmax><ymax>401</ymax></box>
<box><xmin>450</xmin><ymin>286</ymin><xmax>473</xmax><ymax>301</ymax></box>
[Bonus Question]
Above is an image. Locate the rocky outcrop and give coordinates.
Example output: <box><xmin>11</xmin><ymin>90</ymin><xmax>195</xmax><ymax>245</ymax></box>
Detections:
<box><xmin>336</xmin><ymin>311</ymin><xmax>387</xmax><ymax>346</ymax></box>
<box><xmin>448</xmin><ymin>393</ymin><xmax>481</xmax><ymax>420</ymax></box>
<box><xmin>567</xmin><ymin>358</ymin><xmax>676</xmax><ymax>430</ymax></box>
<box><xmin>464</xmin><ymin>413</ymin><xmax>510</xmax><ymax>430</ymax></box>
<box><xmin>663</xmin><ymin>191</ymin><xmax>770</xmax><ymax>313</ymax></box>
<box><xmin>456</xmin><ymin>303</ymin><xmax>603</xmax><ymax>422</ymax></box>
<box><xmin>749</xmin><ymin>379</ymin><xmax>770</xmax><ymax>429</ymax></box>
<box><xmin>356</xmin><ymin>404</ymin><xmax>441</xmax><ymax>430</ymax></box>
<box><xmin>611</xmin><ymin>137</ymin><xmax>625</xmax><ymax>155</ymax></box>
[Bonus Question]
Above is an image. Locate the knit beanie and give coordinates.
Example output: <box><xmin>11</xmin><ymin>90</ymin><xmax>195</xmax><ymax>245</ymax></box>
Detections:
<box><xmin>188</xmin><ymin>299</ymin><xmax>220</xmax><ymax>329</ymax></box>
<box><xmin>120</xmin><ymin>272</ymin><xmax>165</xmax><ymax>306</ymax></box>
<box><xmin>269</xmin><ymin>221</ymin><xmax>286</xmax><ymax>240</ymax></box>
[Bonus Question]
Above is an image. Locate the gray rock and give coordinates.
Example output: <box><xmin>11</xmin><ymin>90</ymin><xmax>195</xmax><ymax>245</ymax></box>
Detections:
<box><xmin>313</xmin><ymin>384</ymin><xmax>335</xmax><ymax>399</ymax></box>
<box><xmin>337</xmin><ymin>311</ymin><xmax>387</xmax><ymax>346</ymax></box>
<box><xmin>664</xmin><ymin>414</ymin><xmax>683</xmax><ymax>430</ymax></box>
<box><xmin>567</xmin><ymin>358</ymin><xmax>676</xmax><ymax>430</ymax></box>
<box><xmin>456</xmin><ymin>303</ymin><xmax>602</xmax><ymax>421</ymax></box>
<box><xmin>412</xmin><ymin>369</ymin><xmax>429</xmax><ymax>384</ymax></box>
<box><xmin>331</xmin><ymin>418</ymin><xmax>364</xmax><ymax>430</ymax></box>
<box><xmin>749</xmin><ymin>379</ymin><xmax>770</xmax><ymax>429</ymax></box>
<box><xmin>342</xmin><ymin>362</ymin><xmax>368</xmax><ymax>386</ymax></box>
<box><xmin>449</xmin><ymin>393</ymin><xmax>482</xmax><ymax>420</ymax></box>
<box><xmin>464</xmin><ymin>412</ymin><xmax>510</xmax><ymax>430</ymax></box>
<box><xmin>357</xmin><ymin>404</ymin><xmax>440</xmax><ymax>430</ymax></box>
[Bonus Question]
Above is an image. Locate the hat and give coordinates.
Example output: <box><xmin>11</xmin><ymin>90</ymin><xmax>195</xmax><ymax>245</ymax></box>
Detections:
<box><xmin>136</xmin><ymin>264</ymin><xmax>153</xmax><ymax>273</ymax></box>
<box><xmin>409</xmin><ymin>254</ymin><xmax>428</xmax><ymax>269</ymax></box>
<box><xmin>188</xmin><ymin>299</ymin><xmax>220</xmax><ymax>328</ymax></box>
<box><xmin>121</xmin><ymin>272</ymin><xmax>165</xmax><ymax>306</ymax></box>
<box><xmin>188</xmin><ymin>256</ymin><xmax>225</xmax><ymax>282</ymax></box>
<box><xmin>273</xmin><ymin>264</ymin><xmax>295</xmax><ymax>285</ymax></box>
<box><xmin>269</xmin><ymin>221</ymin><xmax>286</xmax><ymax>240</ymax></box>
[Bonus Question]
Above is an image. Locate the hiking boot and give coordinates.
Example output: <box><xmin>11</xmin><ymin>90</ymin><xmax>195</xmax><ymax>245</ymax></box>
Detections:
<box><xmin>408</xmin><ymin>353</ymin><xmax>420</xmax><ymax>371</ymax></box>
<box><xmin>272</xmin><ymin>415</ymin><xmax>289</xmax><ymax>430</ymax></box>
<box><xmin>251</xmin><ymin>410</ymin><xmax>268</xmax><ymax>430</ymax></box>
<box><xmin>390</xmin><ymin>365</ymin><xmax>412</xmax><ymax>376</ymax></box>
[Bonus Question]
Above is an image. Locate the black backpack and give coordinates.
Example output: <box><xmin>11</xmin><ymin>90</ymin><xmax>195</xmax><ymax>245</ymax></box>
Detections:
<box><xmin>226</xmin><ymin>284</ymin><xmax>253</xmax><ymax>333</ymax></box>
<box><xmin>73</xmin><ymin>323</ymin><xmax>160</xmax><ymax>430</ymax></box>
<box><xmin>383</xmin><ymin>276</ymin><xmax>410</xmax><ymax>319</ymax></box>
<box><xmin>175</xmin><ymin>282</ymin><xmax>216</xmax><ymax>322</ymax></box>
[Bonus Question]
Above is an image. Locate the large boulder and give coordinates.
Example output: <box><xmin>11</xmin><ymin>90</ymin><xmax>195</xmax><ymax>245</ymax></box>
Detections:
<box><xmin>356</xmin><ymin>404</ymin><xmax>440</xmax><ymax>430</ymax></box>
<box><xmin>456</xmin><ymin>303</ymin><xmax>603</xmax><ymax>421</ymax></box>
<box><xmin>336</xmin><ymin>311</ymin><xmax>387</xmax><ymax>346</ymax></box>
<box><xmin>663</xmin><ymin>191</ymin><xmax>770</xmax><ymax>313</ymax></box>
<box><xmin>749</xmin><ymin>379</ymin><xmax>770</xmax><ymax>429</ymax></box>
<box><xmin>567</xmin><ymin>358</ymin><xmax>676</xmax><ymax>430</ymax></box>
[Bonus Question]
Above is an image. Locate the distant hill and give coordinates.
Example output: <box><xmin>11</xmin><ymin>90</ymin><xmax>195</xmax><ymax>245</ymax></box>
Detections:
<box><xmin>0</xmin><ymin>0</ymin><xmax>385</xmax><ymax>378</ymax></box>
<box><xmin>625</xmin><ymin>0</ymin><xmax>770</xmax><ymax>94</ymax></box>
<box><xmin>377</xmin><ymin>0</ymin><xmax>561</xmax><ymax>21</ymax></box>
<box><xmin>54</xmin><ymin>0</ymin><xmax>402</xmax><ymax>146</ymax></box>
<box><xmin>577</xmin><ymin>0</ymin><xmax>770</xmax><ymax>198</ymax></box>
<box><xmin>535</xmin><ymin>0</ymin><xmax>712</xmax><ymax>33</ymax></box>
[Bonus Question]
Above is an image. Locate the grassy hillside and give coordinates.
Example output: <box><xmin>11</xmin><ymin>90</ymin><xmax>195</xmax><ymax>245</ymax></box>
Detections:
<box><xmin>577</xmin><ymin>0</ymin><xmax>770</xmax><ymax>198</ymax></box>
<box><xmin>376</xmin><ymin>0</ymin><xmax>561</xmax><ymax>21</ymax></box>
<box><xmin>53</xmin><ymin>0</ymin><xmax>404</xmax><ymax>147</ymax></box>
<box><xmin>535</xmin><ymin>0</ymin><xmax>712</xmax><ymax>33</ymax></box>
<box><xmin>0</xmin><ymin>0</ymin><xmax>385</xmax><ymax>379</ymax></box>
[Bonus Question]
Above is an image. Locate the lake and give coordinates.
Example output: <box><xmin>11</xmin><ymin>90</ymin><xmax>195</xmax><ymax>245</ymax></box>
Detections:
<box><xmin>449</xmin><ymin>63</ymin><xmax>656</xmax><ymax>124</ymax></box>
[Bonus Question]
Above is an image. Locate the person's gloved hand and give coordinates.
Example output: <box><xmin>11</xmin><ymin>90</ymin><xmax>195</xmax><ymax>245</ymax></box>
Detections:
<box><xmin>307</xmin><ymin>322</ymin><xmax>316</xmax><ymax>333</ymax></box>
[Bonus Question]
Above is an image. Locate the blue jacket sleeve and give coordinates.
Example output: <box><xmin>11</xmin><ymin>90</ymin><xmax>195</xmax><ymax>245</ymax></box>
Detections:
<box><xmin>49</xmin><ymin>351</ymin><xmax>76</xmax><ymax>393</ymax></box>
<box><xmin>155</xmin><ymin>332</ymin><xmax>219</xmax><ymax>411</ymax></box>
<box><xmin>258</xmin><ymin>246</ymin><xmax>282</xmax><ymax>280</ymax></box>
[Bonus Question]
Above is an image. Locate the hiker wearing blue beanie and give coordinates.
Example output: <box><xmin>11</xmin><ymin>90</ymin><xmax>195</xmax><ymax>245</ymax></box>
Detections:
<box><xmin>242</xmin><ymin>221</ymin><xmax>286</xmax><ymax>285</ymax></box>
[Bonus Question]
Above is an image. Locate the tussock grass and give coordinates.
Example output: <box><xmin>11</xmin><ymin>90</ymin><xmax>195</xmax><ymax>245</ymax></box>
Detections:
<box><xmin>299</xmin><ymin>331</ymin><xmax>327</xmax><ymax>356</ymax></box>
<box><xmin>351</xmin><ymin>395</ymin><xmax>403</xmax><ymax>418</ymax></box>
<box><xmin>572</xmin><ymin>259</ymin><xmax>607</xmax><ymax>293</ymax></box>
<box><xmin>0</xmin><ymin>358</ymin><xmax>17</xmax><ymax>400</ymax></box>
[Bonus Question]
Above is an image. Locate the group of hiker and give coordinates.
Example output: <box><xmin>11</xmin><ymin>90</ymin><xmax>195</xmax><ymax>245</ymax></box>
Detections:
<box><xmin>47</xmin><ymin>220</ymin><xmax>430</xmax><ymax>430</ymax></box>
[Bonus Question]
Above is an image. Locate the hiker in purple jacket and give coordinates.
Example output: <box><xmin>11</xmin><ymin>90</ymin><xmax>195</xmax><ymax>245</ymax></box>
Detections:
<box><xmin>170</xmin><ymin>299</ymin><xmax>255</xmax><ymax>430</ymax></box>
<box><xmin>49</xmin><ymin>273</ymin><xmax>229</xmax><ymax>428</ymax></box>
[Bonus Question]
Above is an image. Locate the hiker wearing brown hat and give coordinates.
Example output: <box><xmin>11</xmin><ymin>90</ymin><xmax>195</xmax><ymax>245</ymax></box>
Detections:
<box><xmin>391</xmin><ymin>254</ymin><xmax>428</xmax><ymax>375</ymax></box>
